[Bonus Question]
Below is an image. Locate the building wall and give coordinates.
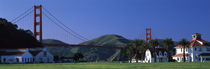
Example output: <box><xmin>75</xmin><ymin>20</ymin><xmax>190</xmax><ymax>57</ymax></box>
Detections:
<box><xmin>0</xmin><ymin>51</ymin><xmax>33</xmax><ymax>63</ymax></box>
<box><xmin>34</xmin><ymin>49</ymin><xmax>54</xmax><ymax>63</ymax></box>
<box><xmin>174</xmin><ymin>46</ymin><xmax>210</xmax><ymax>62</ymax></box>
<box><xmin>144</xmin><ymin>49</ymin><xmax>168</xmax><ymax>63</ymax></box>
<box><xmin>145</xmin><ymin>49</ymin><xmax>153</xmax><ymax>63</ymax></box>
<box><xmin>0</xmin><ymin>48</ymin><xmax>54</xmax><ymax>64</ymax></box>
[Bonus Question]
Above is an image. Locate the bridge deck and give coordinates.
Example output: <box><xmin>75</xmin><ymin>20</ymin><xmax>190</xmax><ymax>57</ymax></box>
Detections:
<box><xmin>43</xmin><ymin>43</ymin><xmax>123</xmax><ymax>49</ymax></box>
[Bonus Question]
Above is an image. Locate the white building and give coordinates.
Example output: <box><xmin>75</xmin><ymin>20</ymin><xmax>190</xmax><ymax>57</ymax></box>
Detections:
<box><xmin>129</xmin><ymin>48</ymin><xmax>168</xmax><ymax>63</ymax></box>
<box><xmin>173</xmin><ymin>33</ymin><xmax>210</xmax><ymax>62</ymax></box>
<box><xmin>30</xmin><ymin>48</ymin><xmax>54</xmax><ymax>63</ymax></box>
<box><xmin>144</xmin><ymin>48</ymin><xmax>168</xmax><ymax>63</ymax></box>
<box><xmin>0</xmin><ymin>48</ymin><xmax>54</xmax><ymax>64</ymax></box>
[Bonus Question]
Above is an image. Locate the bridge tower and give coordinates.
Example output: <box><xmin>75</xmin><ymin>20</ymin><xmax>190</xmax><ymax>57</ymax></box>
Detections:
<box><xmin>34</xmin><ymin>5</ymin><xmax>42</xmax><ymax>42</ymax></box>
<box><xmin>146</xmin><ymin>28</ymin><xmax>151</xmax><ymax>43</ymax></box>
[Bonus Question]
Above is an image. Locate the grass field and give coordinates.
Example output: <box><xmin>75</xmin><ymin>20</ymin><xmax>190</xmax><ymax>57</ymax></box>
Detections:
<box><xmin>0</xmin><ymin>62</ymin><xmax>209</xmax><ymax>69</ymax></box>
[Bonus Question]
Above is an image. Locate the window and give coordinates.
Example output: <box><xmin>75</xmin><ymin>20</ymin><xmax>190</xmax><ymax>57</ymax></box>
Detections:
<box><xmin>177</xmin><ymin>58</ymin><xmax>179</xmax><ymax>61</ymax></box>
<box><xmin>195</xmin><ymin>48</ymin><xmax>197</xmax><ymax>51</ymax></box>
<box><xmin>199</xmin><ymin>48</ymin><xmax>202</xmax><ymax>51</ymax></box>
<box><xmin>164</xmin><ymin>52</ymin><xmax>167</xmax><ymax>56</ymax></box>
<box><xmin>181</xmin><ymin>48</ymin><xmax>182</xmax><ymax>52</ymax></box>
<box><xmin>182</xmin><ymin>57</ymin><xmax>184</xmax><ymax>61</ymax></box>
<box><xmin>44</xmin><ymin>51</ymin><xmax>47</xmax><ymax>57</ymax></box>
<box><xmin>33</xmin><ymin>58</ymin><xmax>35</xmax><ymax>62</ymax></box>
<box><xmin>159</xmin><ymin>52</ymin><xmax>162</xmax><ymax>56</ymax></box>
<box><xmin>25</xmin><ymin>58</ymin><xmax>27</xmax><ymax>62</ymax></box>
<box><xmin>22</xmin><ymin>58</ymin><xmax>24</xmax><ymax>62</ymax></box>
<box><xmin>16</xmin><ymin>58</ymin><xmax>19</xmax><ymax>62</ymax></box>
<box><xmin>186</xmin><ymin>48</ymin><xmax>188</xmax><ymax>52</ymax></box>
<box><xmin>207</xmin><ymin>48</ymin><xmax>210</xmax><ymax>51</ymax></box>
<box><xmin>28</xmin><ymin>58</ymin><xmax>30</xmax><ymax>62</ymax></box>
<box><xmin>3</xmin><ymin>58</ymin><xmax>6</xmax><ymax>62</ymax></box>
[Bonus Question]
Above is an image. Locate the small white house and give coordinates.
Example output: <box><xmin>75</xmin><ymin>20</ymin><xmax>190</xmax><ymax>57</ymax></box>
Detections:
<box><xmin>173</xmin><ymin>33</ymin><xmax>210</xmax><ymax>62</ymax></box>
<box><xmin>144</xmin><ymin>48</ymin><xmax>168</xmax><ymax>63</ymax></box>
<box><xmin>0</xmin><ymin>48</ymin><xmax>54</xmax><ymax>64</ymax></box>
<box><xmin>32</xmin><ymin>48</ymin><xmax>54</xmax><ymax>63</ymax></box>
<box><xmin>0</xmin><ymin>48</ymin><xmax>33</xmax><ymax>63</ymax></box>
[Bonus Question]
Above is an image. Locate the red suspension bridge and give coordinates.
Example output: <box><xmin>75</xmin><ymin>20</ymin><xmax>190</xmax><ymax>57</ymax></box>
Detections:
<box><xmin>11</xmin><ymin>5</ymin><xmax>122</xmax><ymax>49</ymax></box>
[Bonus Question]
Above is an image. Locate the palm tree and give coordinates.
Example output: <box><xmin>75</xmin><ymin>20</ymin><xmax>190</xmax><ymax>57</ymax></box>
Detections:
<box><xmin>149</xmin><ymin>39</ymin><xmax>159</xmax><ymax>62</ymax></box>
<box><xmin>131</xmin><ymin>39</ymin><xmax>146</xmax><ymax>63</ymax></box>
<box><xmin>163</xmin><ymin>38</ymin><xmax>174</xmax><ymax>62</ymax></box>
<box><xmin>122</xmin><ymin>44</ymin><xmax>134</xmax><ymax>63</ymax></box>
<box><xmin>178</xmin><ymin>38</ymin><xmax>189</xmax><ymax>62</ymax></box>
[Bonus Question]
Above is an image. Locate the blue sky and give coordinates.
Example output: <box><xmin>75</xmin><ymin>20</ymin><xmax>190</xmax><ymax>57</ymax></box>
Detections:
<box><xmin>0</xmin><ymin>0</ymin><xmax>210</xmax><ymax>44</ymax></box>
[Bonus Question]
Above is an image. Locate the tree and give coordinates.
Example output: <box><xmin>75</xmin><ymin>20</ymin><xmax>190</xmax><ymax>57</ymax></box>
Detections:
<box><xmin>122</xmin><ymin>39</ymin><xmax>146</xmax><ymax>63</ymax></box>
<box><xmin>0</xmin><ymin>18</ymin><xmax>42</xmax><ymax>49</ymax></box>
<box><xmin>131</xmin><ymin>39</ymin><xmax>146</xmax><ymax>63</ymax></box>
<box><xmin>148</xmin><ymin>39</ymin><xmax>159</xmax><ymax>48</ymax></box>
<box><xmin>163</xmin><ymin>38</ymin><xmax>174</xmax><ymax>62</ymax></box>
<box><xmin>122</xmin><ymin>44</ymin><xmax>134</xmax><ymax>63</ymax></box>
<box><xmin>178</xmin><ymin>38</ymin><xmax>189</xmax><ymax>62</ymax></box>
<box><xmin>148</xmin><ymin>39</ymin><xmax>159</xmax><ymax>62</ymax></box>
<box><xmin>73</xmin><ymin>53</ymin><xmax>84</xmax><ymax>62</ymax></box>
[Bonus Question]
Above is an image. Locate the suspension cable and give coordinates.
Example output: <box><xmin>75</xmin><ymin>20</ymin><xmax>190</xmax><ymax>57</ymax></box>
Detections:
<box><xmin>13</xmin><ymin>9</ymin><xmax>33</xmax><ymax>24</ymax></box>
<box><xmin>43</xmin><ymin>11</ymin><xmax>87</xmax><ymax>41</ymax></box>
<box><xmin>43</xmin><ymin>7</ymin><xmax>89</xmax><ymax>40</ymax></box>
<box><xmin>11</xmin><ymin>7</ymin><xmax>33</xmax><ymax>23</ymax></box>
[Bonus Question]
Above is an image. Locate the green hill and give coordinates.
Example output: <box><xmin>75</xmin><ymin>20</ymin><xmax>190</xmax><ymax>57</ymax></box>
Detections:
<box><xmin>81</xmin><ymin>34</ymin><xmax>131</xmax><ymax>46</ymax></box>
<box><xmin>43</xmin><ymin>39</ymin><xmax>78</xmax><ymax>57</ymax></box>
<box><xmin>44</xmin><ymin>34</ymin><xmax>131</xmax><ymax>61</ymax></box>
<box><xmin>78</xmin><ymin>34</ymin><xmax>131</xmax><ymax>61</ymax></box>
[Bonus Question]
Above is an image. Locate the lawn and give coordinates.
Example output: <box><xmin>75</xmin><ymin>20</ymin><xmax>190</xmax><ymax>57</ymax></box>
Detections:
<box><xmin>0</xmin><ymin>62</ymin><xmax>209</xmax><ymax>69</ymax></box>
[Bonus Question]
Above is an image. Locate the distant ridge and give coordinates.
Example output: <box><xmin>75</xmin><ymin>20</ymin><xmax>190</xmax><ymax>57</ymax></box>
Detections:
<box><xmin>80</xmin><ymin>34</ymin><xmax>131</xmax><ymax>47</ymax></box>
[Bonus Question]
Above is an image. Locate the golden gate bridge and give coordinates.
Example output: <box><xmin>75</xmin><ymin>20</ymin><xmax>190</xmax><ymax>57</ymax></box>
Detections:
<box><xmin>11</xmin><ymin>5</ymin><xmax>123</xmax><ymax>49</ymax></box>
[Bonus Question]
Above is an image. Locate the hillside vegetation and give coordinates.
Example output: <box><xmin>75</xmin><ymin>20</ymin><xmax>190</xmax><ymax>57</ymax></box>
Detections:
<box><xmin>0</xmin><ymin>18</ymin><xmax>41</xmax><ymax>49</ymax></box>
<box><xmin>44</xmin><ymin>34</ymin><xmax>131</xmax><ymax>61</ymax></box>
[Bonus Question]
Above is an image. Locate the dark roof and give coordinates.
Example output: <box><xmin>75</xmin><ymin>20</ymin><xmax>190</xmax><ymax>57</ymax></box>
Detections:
<box><xmin>148</xmin><ymin>48</ymin><xmax>167</xmax><ymax>57</ymax></box>
<box><xmin>29</xmin><ymin>51</ymin><xmax>41</xmax><ymax>56</ymax></box>
<box><xmin>0</xmin><ymin>52</ymin><xmax>25</xmax><ymax>56</ymax></box>
<box><xmin>149</xmin><ymin>48</ymin><xmax>167</xmax><ymax>54</ymax></box>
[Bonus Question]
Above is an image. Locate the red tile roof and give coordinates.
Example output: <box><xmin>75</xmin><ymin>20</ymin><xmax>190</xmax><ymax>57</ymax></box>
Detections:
<box><xmin>132</xmin><ymin>54</ymin><xmax>137</xmax><ymax>59</ymax></box>
<box><xmin>174</xmin><ymin>45</ymin><xmax>184</xmax><ymax>48</ymax></box>
<box><xmin>172</xmin><ymin>53</ymin><xmax>189</xmax><ymax>57</ymax></box>
<box><xmin>175</xmin><ymin>40</ymin><xmax>209</xmax><ymax>48</ymax></box>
